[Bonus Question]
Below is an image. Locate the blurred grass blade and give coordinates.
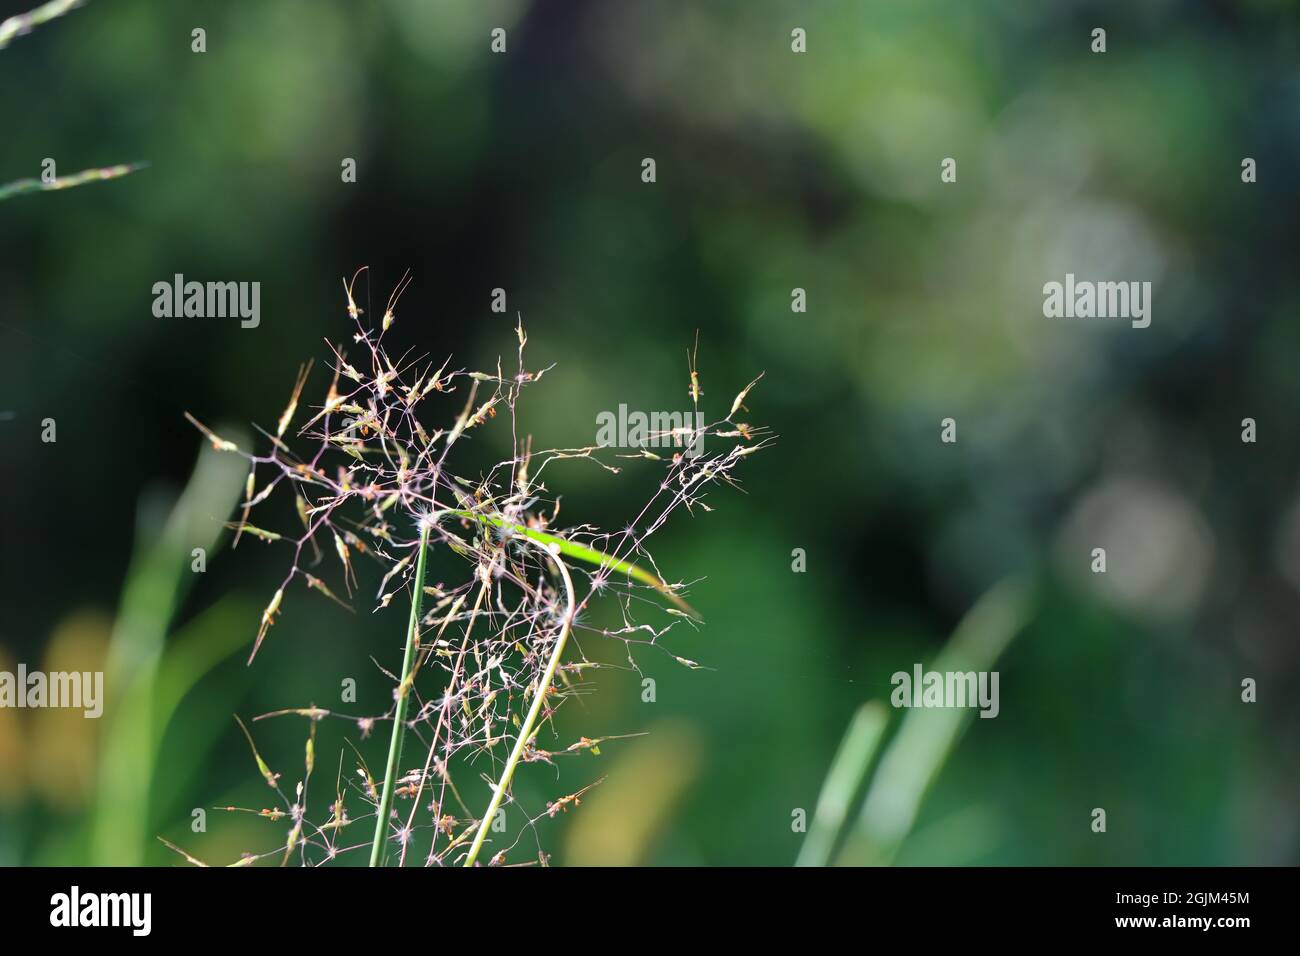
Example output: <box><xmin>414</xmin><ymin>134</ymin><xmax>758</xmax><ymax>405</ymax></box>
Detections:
<box><xmin>149</xmin><ymin>598</ymin><xmax>255</xmax><ymax>829</ymax></box>
<box><xmin>795</xmin><ymin>701</ymin><xmax>888</xmax><ymax>867</ymax></box>
<box><xmin>0</xmin><ymin>0</ymin><xmax>84</xmax><ymax>50</ymax></box>
<box><xmin>90</xmin><ymin>435</ymin><xmax>246</xmax><ymax>865</ymax></box>
<box><xmin>0</xmin><ymin>162</ymin><xmax>146</xmax><ymax>201</ymax></box>
<box><xmin>838</xmin><ymin>577</ymin><xmax>1034</xmax><ymax>866</ymax></box>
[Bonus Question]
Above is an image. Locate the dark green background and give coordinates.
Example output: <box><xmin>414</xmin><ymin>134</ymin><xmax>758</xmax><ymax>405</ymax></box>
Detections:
<box><xmin>1</xmin><ymin>0</ymin><xmax>1297</xmax><ymax>865</ymax></box>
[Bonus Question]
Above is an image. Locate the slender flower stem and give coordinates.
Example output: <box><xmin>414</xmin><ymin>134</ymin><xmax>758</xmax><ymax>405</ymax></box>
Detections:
<box><xmin>463</xmin><ymin>541</ymin><xmax>576</xmax><ymax>866</ymax></box>
<box><xmin>369</xmin><ymin>522</ymin><xmax>430</xmax><ymax>867</ymax></box>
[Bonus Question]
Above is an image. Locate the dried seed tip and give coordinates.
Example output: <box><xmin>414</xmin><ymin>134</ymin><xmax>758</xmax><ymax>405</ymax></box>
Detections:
<box><xmin>294</xmin><ymin>494</ymin><xmax>312</xmax><ymax>531</ymax></box>
<box><xmin>227</xmin><ymin>522</ymin><xmax>282</xmax><ymax>543</ymax></box>
<box><xmin>248</xmin><ymin>588</ymin><xmax>284</xmax><ymax>663</ymax></box>
<box><xmin>305</xmin><ymin>573</ymin><xmax>351</xmax><ymax>610</ymax></box>
<box><xmin>184</xmin><ymin>412</ymin><xmax>239</xmax><ymax>452</ymax></box>
<box><xmin>277</xmin><ymin>361</ymin><xmax>312</xmax><ymax>438</ymax></box>
<box><xmin>235</xmin><ymin>715</ymin><xmax>280</xmax><ymax>788</ymax></box>
<box><xmin>232</xmin><ymin>467</ymin><xmax>257</xmax><ymax>549</ymax></box>
<box><xmin>727</xmin><ymin>372</ymin><xmax>765</xmax><ymax>420</ymax></box>
<box><xmin>343</xmin><ymin>266</ymin><xmax>367</xmax><ymax>320</ymax></box>
<box><xmin>255</xmin><ymin>706</ymin><xmax>330</xmax><ymax>721</ymax></box>
<box><xmin>688</xmin><ymin>330</ymin><xmax>703</xmax><ymax>403</ymax></box>
<box><xmin>380</xmin><ymin>269</ymin><xmax>413</xmax><ymax>335</ymax></box>
<box><xmin>332</xmin><ymin>531</ymin><xmax>355</xmax><ymax>595</ymax></box>
<box><xmin>157</xmin><ymin>837</ymin><xmax>211</xmax><ymax>868</ymax></box>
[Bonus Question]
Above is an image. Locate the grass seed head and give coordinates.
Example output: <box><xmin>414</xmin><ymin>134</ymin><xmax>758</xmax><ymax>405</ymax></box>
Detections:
<box><xmin>178</xmin><ymin>267</ymin><xmax>768</xmax><ymax>866</ymax></box>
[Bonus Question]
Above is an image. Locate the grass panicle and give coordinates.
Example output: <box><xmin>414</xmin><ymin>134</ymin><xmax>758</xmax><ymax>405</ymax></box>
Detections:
<box><xmin>165</xmin><ymin>269</ymin><xmax>768</xmax><ymax>866</ymax></box>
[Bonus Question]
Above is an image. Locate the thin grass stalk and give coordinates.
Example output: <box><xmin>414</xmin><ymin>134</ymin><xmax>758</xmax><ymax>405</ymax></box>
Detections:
<box><xmin>463</xmin><ymin>540</ymin><xmax>576</xmax><ymax>866</ymax></box>
<box><xmin>369</xmin><ymin>522</ymin><xmax>431</xmax><ymax>867</ymax></box>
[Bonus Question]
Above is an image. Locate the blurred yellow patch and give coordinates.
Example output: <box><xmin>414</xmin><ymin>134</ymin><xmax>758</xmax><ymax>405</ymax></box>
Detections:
<box><xmin>563</xmin><ymin>721</ymin><xmax>702</xmax><ymax>866</ymax></box>
<box><xmin>29</xmin><ymin>611</ymin><xmax>112</xmax><ymax>811</ymax></box>
<box><xmin>0</xmin><ymin>647</ymin><xmax>26</xmax><ymax>807</ymax></box>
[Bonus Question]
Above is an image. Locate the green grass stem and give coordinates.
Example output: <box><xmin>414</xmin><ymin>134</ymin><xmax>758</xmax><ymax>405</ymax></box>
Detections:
<box><xmin>368</xmin><ymin>522</ymin><xmax>430</xmax><ymax>867</ymax></box>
